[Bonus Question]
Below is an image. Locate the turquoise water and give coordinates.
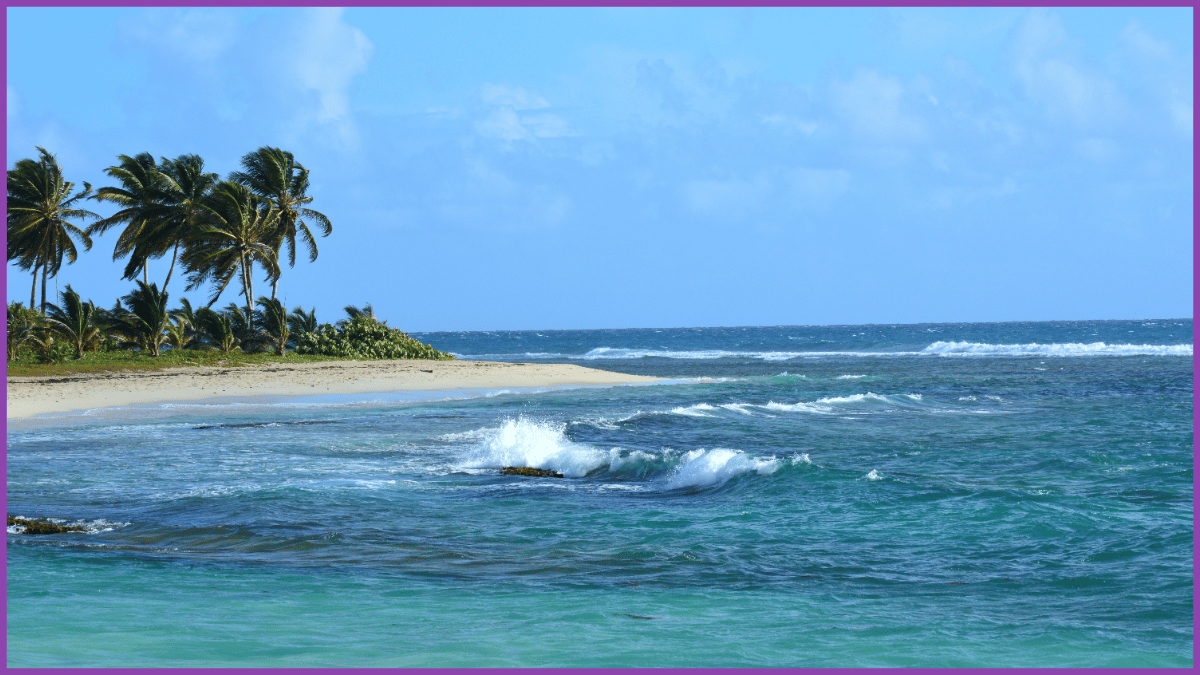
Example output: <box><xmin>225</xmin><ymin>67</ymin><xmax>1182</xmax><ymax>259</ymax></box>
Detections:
<box><xmin>6</xmin><ymin>320</ymin><xmax>1193</xmax><ymax>667</ymax></box>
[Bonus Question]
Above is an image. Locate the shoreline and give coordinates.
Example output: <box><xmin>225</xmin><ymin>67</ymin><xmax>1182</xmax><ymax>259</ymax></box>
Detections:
<box><xmin>5</xmin><ymin>360</ymin><xmax>661</xmax><ymax>420</ymax></box>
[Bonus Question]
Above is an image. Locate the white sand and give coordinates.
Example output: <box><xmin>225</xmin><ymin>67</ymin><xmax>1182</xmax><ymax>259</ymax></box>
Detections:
<box><xmin>6</xmin><ymin>360</ymin><xmax>660</xmax><ymax>419</ymax></box>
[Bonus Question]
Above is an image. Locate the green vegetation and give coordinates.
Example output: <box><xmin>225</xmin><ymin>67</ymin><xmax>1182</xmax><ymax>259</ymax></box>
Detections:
<box><xmin>6</xmin><ymin>147</ymin><xmax>453</xmax><ymax>376</ymax></box>
<box><xmin>296</xmin><ymin>312</ymin><xmax>454</xmax><ymax>361</ymax></box>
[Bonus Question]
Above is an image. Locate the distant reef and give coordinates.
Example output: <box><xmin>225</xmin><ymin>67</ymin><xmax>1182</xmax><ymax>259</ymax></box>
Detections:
<box><xmin>501</xmin><ymin>467</ymin><xmax>564</xmax><ymax>478</ymax></box>
<box><xmin>7</xmin><ymin>515</ymin><xmax>86</xmax><ymax>534</ymax></box>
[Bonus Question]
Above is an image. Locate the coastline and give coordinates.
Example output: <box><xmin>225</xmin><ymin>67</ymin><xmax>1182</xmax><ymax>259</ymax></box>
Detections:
<box><xmin>5</xmin><ymin>360</ymin><xmax>660</xmax><ymax>420</ymax></box>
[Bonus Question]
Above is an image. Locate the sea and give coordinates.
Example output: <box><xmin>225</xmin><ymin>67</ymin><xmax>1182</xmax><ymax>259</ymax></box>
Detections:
<box><xmin>5</xmin><ymin>319</ymin><xmax>1193</xmax><ymax>667</ymax></box>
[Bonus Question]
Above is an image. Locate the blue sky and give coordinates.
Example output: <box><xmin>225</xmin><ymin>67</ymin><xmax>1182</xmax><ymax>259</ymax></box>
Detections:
<box><xmin>6</xmin><ymin>7</ymin><xmax>1193</xmax><ymax>331</ymax></box>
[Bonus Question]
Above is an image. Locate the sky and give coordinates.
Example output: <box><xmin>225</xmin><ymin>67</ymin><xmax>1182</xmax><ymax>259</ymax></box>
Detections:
<box><xmin>6</xmin><ymin>7</ymin><xmax>1194</xmax><ymax>331</ymax></box>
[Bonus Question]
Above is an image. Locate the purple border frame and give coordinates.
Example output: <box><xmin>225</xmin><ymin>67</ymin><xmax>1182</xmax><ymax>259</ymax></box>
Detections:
<box><xmin>2</xmin><ymin>2</ymin><xmax>1195</xmax><ymax>674</ymax></box>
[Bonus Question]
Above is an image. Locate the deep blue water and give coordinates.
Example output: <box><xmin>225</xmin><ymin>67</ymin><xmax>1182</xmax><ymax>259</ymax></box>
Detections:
<box><xmin>6</xmin><ymin>319</ymin><xmax>1193</xmax><ymax>667</ymax></box>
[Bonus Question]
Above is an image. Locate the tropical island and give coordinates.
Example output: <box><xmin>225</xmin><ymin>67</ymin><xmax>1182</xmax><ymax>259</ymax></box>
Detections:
<box><xmin>6</xmin><ymin>147</ymin><xmax>656</xmax><ymax>418</ymax></box>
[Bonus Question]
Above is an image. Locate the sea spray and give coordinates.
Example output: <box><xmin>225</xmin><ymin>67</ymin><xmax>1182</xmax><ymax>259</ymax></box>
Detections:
<box><xmin>459</xmin><ymin>417</ymin><xmax>607</xmax><ymax>478</ymax></box>
<box><xmin>664</xmin><ymin>448</ymin><xmax>780</xmax><ymax>490</ymax></box>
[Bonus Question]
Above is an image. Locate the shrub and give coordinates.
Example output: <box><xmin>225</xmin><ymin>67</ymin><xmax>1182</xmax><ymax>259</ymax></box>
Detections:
<box><xmin>294</xmin><ymin>315</ymin><xmax>454</xmax><ymax>361</ymax></box>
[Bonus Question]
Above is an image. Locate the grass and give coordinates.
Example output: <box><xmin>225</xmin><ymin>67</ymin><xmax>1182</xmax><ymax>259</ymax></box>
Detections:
<box><xmin>6</xmin><ymin>349</ymin><xmax>360</xmax><ymax>378</ymax></box>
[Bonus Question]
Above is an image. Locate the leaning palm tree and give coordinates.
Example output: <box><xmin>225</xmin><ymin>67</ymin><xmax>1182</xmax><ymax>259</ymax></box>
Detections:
<box><xmin>44</xmin><ymin>285</ymin><xmax>101</xmax><ymax>359</ymax></box>
<box><xmin>7</xmin><ymin>147</ymin><xmax>98</xmax><ymax>311</ymax></box>
<box><xmin>88</xmin><ymin>152</ymin><xmax>172</xmax><ymax>286</ymax></box>
<box><xmin>153</xmin><ymin>154</ymin><xmax>220</xmax><ymax>291</ymax></box>
<box><xmin>120</xmin><ymin>281</ymin><xmax>170</xmax><ymax>357</ymax></box>
<box><xmin>229</xmin><ymin>147</ymin><xmax>332</xmax><ymax>300</ymax></box>
<box><xmin>183</xmin><ymin>181</ymin><xmax>281</xmax><ymax>323</ymax></box>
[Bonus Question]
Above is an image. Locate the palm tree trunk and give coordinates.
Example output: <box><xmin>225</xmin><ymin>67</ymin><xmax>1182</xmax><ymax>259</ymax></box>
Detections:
<box><xmin>30</xmin><ymin>263</ymin><xmax>38</xmax><ymax>309</ymax></box>
<box><xmin>163</xmin><ymin>243</ymin><xmax>179</xmax><ymax>292</ymax></box>
<box><xmin>143</xmin><ymin>263</ymin><xmax>149</xmax><ymax>286</ymax></box>
<box><xmin>40</xmin><ymin>267</ymin><xmax>48</xmax><ymax>313</ymax></box>
<box><xmin>240</xmin><ymin>254</ymin><xmax>254</xmax><ymax>330</ymax></box>
<box><xmin>271</xmin><ymin>277</ymin><xmax>278</xmax><ymax>301</ymax></box>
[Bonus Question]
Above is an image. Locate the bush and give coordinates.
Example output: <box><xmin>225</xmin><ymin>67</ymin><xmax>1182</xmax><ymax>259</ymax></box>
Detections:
<box><xmin>294</xmin><ymin>315</ymin><xmax>454</xmax><ymax>361</ymax></box>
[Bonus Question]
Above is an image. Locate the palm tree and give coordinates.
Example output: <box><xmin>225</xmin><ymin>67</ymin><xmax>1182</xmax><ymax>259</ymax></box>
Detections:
<box><xmin>288</xmin><ymin>306</ymin><xmax>318</xmax><ymax>341</ymax></box>
<box><xmin>183</xmin><ymin>181</ymin><xmax>281</xmax><ymax>322</ymax></box>
<box><xmin>120</xmin><ymin>281</ymin><xmax>170</xmax><ymax>357</ymax></box>
<box><xmin>155</xmin><ymin>154</ymin><xmax>219</xmax><ymax>291</ymax></box>
<box><xmin>194</xmin><ymin>307</ymin><xmax>240</xmax><ymax>354</ymax></box>
<box><xmin>88</xmin><ymin>153</ymin><xmax>172</xmax><ymax>286</ymax></box>
<box><xmin>7</xmin><ymin>302</ymin><xmax>43</xmax><ymax>361</ymax></box>
<box><xmin>255</xmin><ymin>296</ymin><xmax>289</xmax><ymax>356</ymax></box>
<box><xmin>7</xmin><ymin>147</ymin><xmax>98</xmax><ymax>312</ymax></box>
<box><xmin>44</xmin><ymin>285</ymin><xmax>101</xmax><ymax>359</ymax></box>
<box><xmin>229</xmin><ymin>147</ymin><xmax>332</xmax><ymax>300</ymax></box>
<box><xmin>339</xmin><ymin>303</ymin><xmax>382</xmax><ymax>327</ymax></box>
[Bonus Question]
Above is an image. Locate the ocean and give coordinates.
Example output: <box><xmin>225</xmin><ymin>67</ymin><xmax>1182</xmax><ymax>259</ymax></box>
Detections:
<box><xmin>6</xmin><ymin>319</ymin><xmax>1193</xmax><ymax>667</ymax></box>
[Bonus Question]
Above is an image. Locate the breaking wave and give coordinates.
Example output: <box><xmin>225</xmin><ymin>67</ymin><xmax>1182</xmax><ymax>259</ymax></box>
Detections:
<box><xmin>456</xmin><ymin>342</ymin><xmax>1191</xmax><ymax>362</ymax></box>
<box><xmin>453</xmin><ymin>417</ymin><xmax>784</xmax><ymax>488</ymax></box>
<box><xmin>921</xmin><ymin>341</ymin><xmax>1192</xmax><ymax>357</ymax></box>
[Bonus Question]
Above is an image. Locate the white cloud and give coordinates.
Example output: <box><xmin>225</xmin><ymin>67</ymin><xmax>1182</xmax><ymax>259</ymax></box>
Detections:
<box><xmin>119</xmin><ymin>8</ymin><xmax>239</xmax><ymax>63</ymax></box>
<box><xmin>1011</xmin><ymin>9</ymin><xmax>1124</xmax><ymax>129</ymax></box>
<box><xmin>288</xmin><ymin>9</ymin><xmax>374</xmax><ymax>126</ymax></box>
<box><xmin>830</xmin><ymin>70</ymin><xmax>925</xmax><ymax>143</ymax></box>
<box><xmin>476</xmin><ymin>107</ymin><xmax>532</xmax><ymax>141</ymax></box>
<box><xmin>476</xmin><ymin>85</ymin><xmax>574</xmax><ymax>141</ymax></box>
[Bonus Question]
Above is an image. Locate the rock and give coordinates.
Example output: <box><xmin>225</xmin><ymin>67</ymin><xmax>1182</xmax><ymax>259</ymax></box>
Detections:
<box><xmin>7</xmin><ymin>515</ymin><xmax>86</xmax><ymax>534</ymax></box>
<box><xmin>500</xmin><ymin>467</ymin><xmax>564</xmax><ymax>478</ymax></box>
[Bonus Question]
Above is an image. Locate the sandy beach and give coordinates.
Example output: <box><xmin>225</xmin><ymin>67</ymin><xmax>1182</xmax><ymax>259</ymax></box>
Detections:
<box><xmin>6</xmin><ymin>360</ymin><xmax>660</xmax><ymax>420</ymax></box>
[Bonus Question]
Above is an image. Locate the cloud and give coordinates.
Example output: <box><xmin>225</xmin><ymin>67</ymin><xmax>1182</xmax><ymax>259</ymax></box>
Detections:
<box><xmin>476</xmin><ymin>85</ymin><xmax>574</xmax><ymax>141</ymax></box>
<box><xmin>1011</xmin><ymin>9</ymin><xmax>1124</xmax><ymax>129</ymax></box>
<box><xmin>1119</xmin><ymin>21</ymin><xmax>1192</xmax><ymax>138</ymax></box>
<box><xmin>830</xmin><ymin>70</ymin><xmax>925</xmax><ymax>143</ymax></box>
<box><xmin>289</xmin><ymin>9</ymin><xmax>373</xmax><ymax>126</ymax></box>
<box><xmin>115</xmin><ymin>8</ymin><xmax>374</xmax><ymax>148</ymax></box>
<box><xmin>118</xmin><ymin>8</ymin><xmax>238</xmax><ymax>64</ymax></box>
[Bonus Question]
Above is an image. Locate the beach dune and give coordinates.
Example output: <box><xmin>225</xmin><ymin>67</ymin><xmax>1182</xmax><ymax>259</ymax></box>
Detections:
<box><xmin>6</xmin><ymin>360</ymin><xmax>659</xmax><ymax>419</ymax></box>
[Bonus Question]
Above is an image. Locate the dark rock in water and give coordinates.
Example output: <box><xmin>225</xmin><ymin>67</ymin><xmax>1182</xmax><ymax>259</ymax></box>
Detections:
<box><xmin>501</xmin><ymin>467</ymin><xmax>564</xmax><ymax>478</ymax></box>
<box><xmin>7</xmin><ymin>515</ymin><xmax>86</xmax><ymax>534</ymax></box>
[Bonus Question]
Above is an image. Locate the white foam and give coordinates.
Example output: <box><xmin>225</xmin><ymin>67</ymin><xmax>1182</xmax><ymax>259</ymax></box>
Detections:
<box><xmin>719</xmin><ymin>403</ymin><xmax>758</xmax><ymax>416</ymax></box>
<box><xmin>457</xmin><ymin>417</ymin><xmax>607</xmax><ymax>478</ymax></box>
<box><xmin>837</xmin><ymin>374</ymin><xmax>867</xmax><ymax>379</ymax></box>
<box><xmin>670</xmin><ymin>403</ymin><xmax>717</xmax><ymax>417</ymax></box>
<box><xmin>816</xmin><ymin>392</ymin><xmax>890</xmax><ymax>405</ymax></box>
<box><xmin>763</xmin><ymin>392</ymin><xmax>891</xmax><ymax>415</ymax></box>
<box><xmin>922</xmin><ymin>341</ymin><xmax>1192</xmax><ymax>357</ymax></box>
<box><xmin>664</xmin><ymin>448</ymin><xmax>780</xmax><ymax>489</ymax></box>
<box><xmin>864</xmin><ymin>469</ymin><xmax>883</xmax><ymax>481</ymax></box>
